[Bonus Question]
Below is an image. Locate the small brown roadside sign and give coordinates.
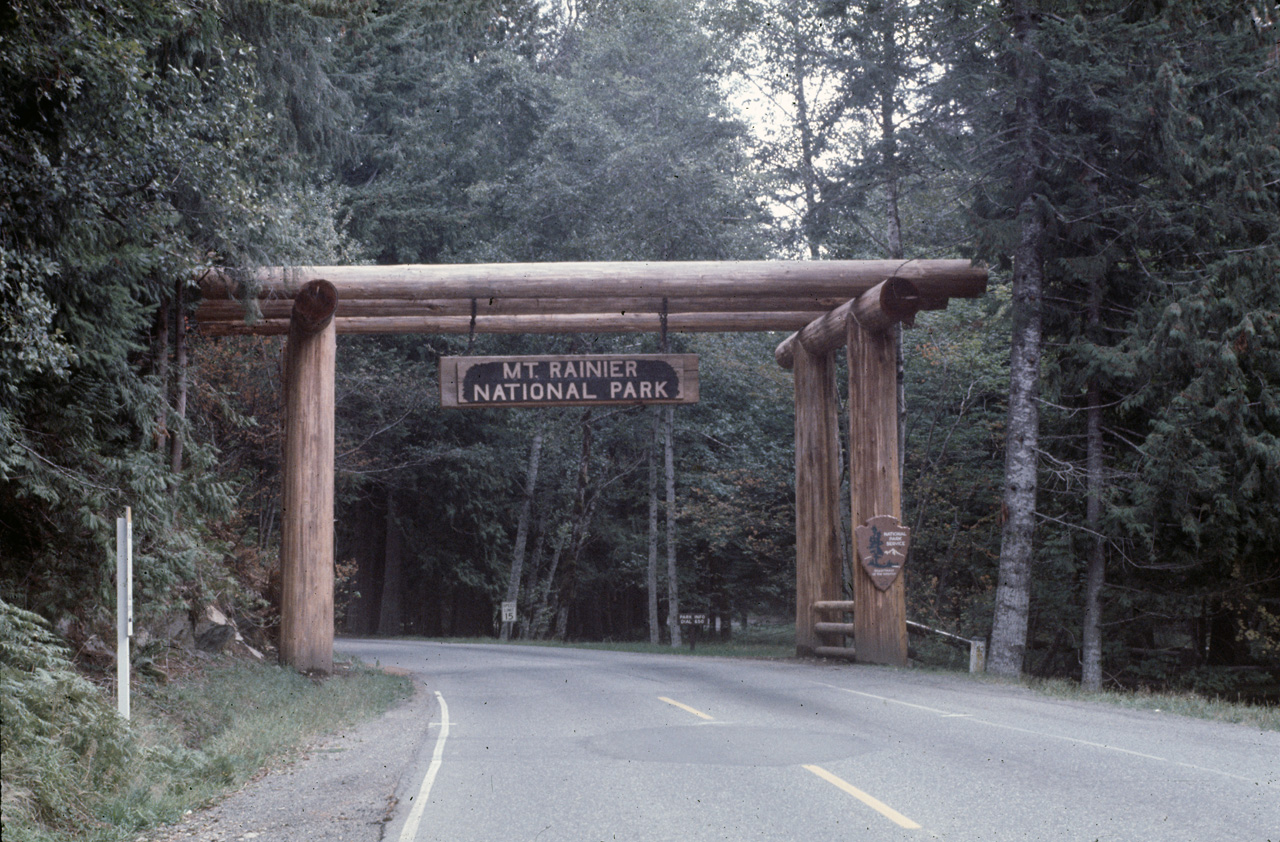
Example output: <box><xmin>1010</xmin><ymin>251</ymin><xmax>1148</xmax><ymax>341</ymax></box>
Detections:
<box><xmin>855</xmin><ymin>514</ymin><xmax>910</xmax><ymax>591</ymax></box>
<box><xmin>440</xmin><ymin>354</ymin><xmax>699</xmax><ymax>408</ymax></box>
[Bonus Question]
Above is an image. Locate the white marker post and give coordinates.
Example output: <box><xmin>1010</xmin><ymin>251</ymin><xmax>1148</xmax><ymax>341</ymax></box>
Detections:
<box><xmin>116</xmin><ymin>507</ymin><xmax>133</xmax><ymax>720</ymax></box>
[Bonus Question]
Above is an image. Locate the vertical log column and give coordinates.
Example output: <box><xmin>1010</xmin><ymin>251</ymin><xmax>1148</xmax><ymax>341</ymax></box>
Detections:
<box><xmin>793</xmin><ymin>344</ymin><xmax>843</xmax><ymax>656</ymax></box>
<box><xmin>281</xmin><ymin>280</ymin><xmax>338</xmax><ymax>673</ymax></box>
<box><xmin>848</xmin><ymin>313</ymin><xmax>908</xmax><ymax>666</ymax></box>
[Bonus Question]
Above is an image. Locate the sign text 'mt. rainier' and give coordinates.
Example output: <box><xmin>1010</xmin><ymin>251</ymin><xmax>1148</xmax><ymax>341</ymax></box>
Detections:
<box><xmin>440</xmin><ymin>354</ymin><xmax>699</xmax><ymax>408</ymax></box>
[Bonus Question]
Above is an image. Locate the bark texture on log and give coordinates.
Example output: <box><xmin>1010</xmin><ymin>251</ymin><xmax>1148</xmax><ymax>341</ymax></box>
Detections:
<box><xmin>793</xmin><ymin>345</ymin><xmax>843</xmax><ymax>656</ymax></box>
<box><xmin>290</xmin><ymin>279</ymin><xmax>338</xmax><ymax>334</ymax></box>
<box><xmin>848</xmin><ymin>317</ymin><xmax>908</xmax><ymax>666</ymax></box>
<box><xmin>199</xmin><ymin>260</ymin><xmax>986</xmax><ymax>302</ymax></box>
<box><xmin>775</xmin><ymin>278</ymin><xmax>922</xmax><ymax>369</ymax></box>
<box><xmin>198</xmin><ymin>312</ymin><xmax>830</xmax><ymax>337</ymax></box>
<box><xmin>280</xmin><ymin>281</ymin><xmax>338</xmax><ymax>673</ymax></box>
<box><xmin>198</xmin><ymin>295</ymin><xmax>851</xmax><ymax>320</ymax></box>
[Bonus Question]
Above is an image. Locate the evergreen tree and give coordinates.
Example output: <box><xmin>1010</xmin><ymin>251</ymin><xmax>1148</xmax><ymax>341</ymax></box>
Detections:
<box><xmin>932</xmin><ymin>0</ymin><xmax>1280</xmax><ymax>685</ymax></box>
<box><xmin>336</xmin><ymin>0</ymin><xmax>549</xmax><ymax>263</ymax></box>
<box><xmin>491</xmin><ymin>0</ymin><xmax>764</xmax><ymax>262</ymax></box>
<box><xmin>1</xmin><ymin>0</ymin><xmax>348</xmax><ymax>616</ymax></box>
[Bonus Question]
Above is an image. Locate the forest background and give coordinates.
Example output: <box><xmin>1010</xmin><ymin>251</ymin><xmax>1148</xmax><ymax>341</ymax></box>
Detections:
<box><xmin>1</xmin><ymin>0</ymin><xmax>1277</xmax><ymax>699</ymax></box>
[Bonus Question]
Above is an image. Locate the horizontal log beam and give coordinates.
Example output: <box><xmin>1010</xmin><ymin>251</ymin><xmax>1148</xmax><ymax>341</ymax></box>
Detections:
<box><xmin>195</xmin><ymin>295</ymin><xmax>851</xmax><ymax>322</ymax></box>
<box><xmin>196</xmin><ymin>311</ymin><xmax>830</xmax><ymax>337</ymax></box>
<box><xmin>814</xmin><ymin>621</ymin><xmax>857</xmax><ymax>636</ymax></box>
<box><xmin>812</xmin><ymin>600</ymin><xmax>857</xmax><ymax>612</ymax></box>
<box><xmin>775</xmin><ymin>278</ymin><xmax>923</xmax><ymax>369</ymax></box>
<box><xmin>812</xmin><ymin>646</ymin><xmax>858</xmax><ymax>660</ymax></box>
<box><xmin>199</xmin><ymin>259</ymin><xmax>986</xmax><ymax>302</ymax></box>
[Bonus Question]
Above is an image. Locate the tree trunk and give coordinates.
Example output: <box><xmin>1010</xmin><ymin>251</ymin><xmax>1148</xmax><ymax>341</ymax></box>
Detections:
<box><xmin>1081</xmin><ymin>272</ymin><xmax>1106</xmax><ymax>689</ymax></box>
<box><xmin>663</xmin><ymin>404</ymin><xmax>681</xmax><ymax>648</ymax></box>
<box><xmin>169</xmin><ymin>280</ymin><xmax>188</xmax><ymax>479</ymax></box>
<box><xmin>502</xmin><ymin>431</ymin><xmax>543</xmax><ymax>641</ymax></box>
<box><xmin>558</xmin><ymin>409</ymin><xmax>595</xmax><ymax>640</ymax></box>
<box><xmin>988</xmin><ymin>0</ymin><xmax>1046</xmax><ymax>677</ymax></box>
<box><xmin>342</xmin><ymin>495</ymin><xmax>381</xmax><ymax>634</ymax></box>
<box><xmin>378</xmin><ymin>491</ymin><xmax>404</xmax><ymax>636</ymax></box>
<box><xmin>647</xmin><ymin>408</ymin><xmax>661</xmax><ymax>644</ymax></box>
<box><xmin>530</xmin><ymin>530</ymin><xmax>565</xmax><ymax>640</ymax></box>
<box><xmin>788</xmin><ymin>1</ymin><xmax>821</xmax><ymax>258</ymax></box>
<box><xmin>519</xmin><ymin>526</ymin><xmax>547</xmax><ymax>640</ymax></box>
<box><xmin>153</xmin><ymin>299</ymin><xmax>170</xmax><ymax>454</ymax></box>
<box><xmin>878</xmin><ymin>9</ymin><xmax>907</xmax><ymax>491</ymax></box>
<box><xmin>880</xmin><ymin>0</ymin><xmax>903</xmax><ymax>266</ymax></box>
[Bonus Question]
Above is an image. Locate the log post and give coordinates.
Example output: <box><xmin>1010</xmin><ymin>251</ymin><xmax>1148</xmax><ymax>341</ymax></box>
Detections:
<box><xmin>793</xmin><ymin>343</ymin><xmax>843</xmax><ymax>657</ymax></box>
<box><xmin>280</xmin><ymin>280</ymin><xmax>337</xmax><ymax>673</ymax></box>
<box><xmin>848</xmin><ymin>313</ymin><xmax>909</xmax><ymax>666</ymax></box>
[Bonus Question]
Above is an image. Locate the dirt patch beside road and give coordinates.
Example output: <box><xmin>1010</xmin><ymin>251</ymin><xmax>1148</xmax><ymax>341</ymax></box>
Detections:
<box><xmin>142</xmin><ymin>676</ymin><xmax>435</xmax><ymax>842</ymax></box>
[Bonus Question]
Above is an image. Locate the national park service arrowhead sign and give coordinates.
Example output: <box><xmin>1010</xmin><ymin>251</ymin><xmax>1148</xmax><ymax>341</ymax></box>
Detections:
<box><xmin>855</xmin><ymin>515</ymin><xmax>910</xmax><ymax>591</ymax></box>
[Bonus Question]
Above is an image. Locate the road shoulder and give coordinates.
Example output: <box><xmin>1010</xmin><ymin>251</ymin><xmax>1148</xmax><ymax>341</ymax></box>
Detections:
<box><xmin>143</xmin><ymin>673</ymin><xmax>435</xmax><ymax>842</ymax></box>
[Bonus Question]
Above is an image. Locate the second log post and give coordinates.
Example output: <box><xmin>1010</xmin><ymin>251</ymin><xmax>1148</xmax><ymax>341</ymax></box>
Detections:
<box><xmin>847</xmin><ymin>313</ymin><xmax>909</xmax><ymax>666</ymax></box>
<box><xmin>793</xmin><ymin>343</ymin><xmax>843</xmax><ymax>656</ymax></box>
<box><xmin>280</xmin><ymin>280</ymin><xmax>338</xmax><ymax>674</ymax></box>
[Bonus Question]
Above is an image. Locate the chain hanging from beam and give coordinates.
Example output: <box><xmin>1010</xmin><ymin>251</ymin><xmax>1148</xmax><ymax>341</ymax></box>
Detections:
<box><xmin>660</xmin><ymin>297</ymin><xmax>669</xmax><ymax>353</ymax></box>
<box><xmin>466</xmin><ymin>297</ymin><xmax>477</xmax><ymax>354</ymax></box>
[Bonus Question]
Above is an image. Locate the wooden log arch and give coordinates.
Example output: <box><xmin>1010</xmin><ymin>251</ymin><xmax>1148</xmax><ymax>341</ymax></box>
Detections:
<box><xmin>196</xmin><ymin>260</ymin><xmax>985</xmax><ymax>672</ymax></box>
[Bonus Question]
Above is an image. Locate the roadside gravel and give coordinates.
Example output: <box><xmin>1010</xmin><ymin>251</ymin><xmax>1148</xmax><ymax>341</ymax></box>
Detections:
<box><xmin>139</xmin><ymin>673</ymin><xmax>434</xmax><ymax>842</ymax></box>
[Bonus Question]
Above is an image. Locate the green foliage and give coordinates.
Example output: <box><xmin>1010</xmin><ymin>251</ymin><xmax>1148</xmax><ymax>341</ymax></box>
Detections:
<box><xmin>0</xmin><ymin>0</ymin><xmax>353</xmax><ymax>619</ymax></box>
<box><xmin>0</xmin><ymin>251</ymin><xmax>76</xmax><ymax>396</ymax></box>
<box><xmin>902</xmin><ymin>294</ymin><xmax>1010</xmax><ymax>639</ymax></box>
<box><xmin>1</xmin><ymin>599</ymin><xmax>136</xmax><ymax>837</ymax></box>
<box><xmin>927</xmin><ymin>0</ymin><xmax>1280</xmax><ymax>690</ymax></box>
<box><xmin>4</xmin><ymin>0</ymin><xmax>1275</xmax><ymax>701</ymax></box>
<box><xmin>336</xmin><ymin>0</ymin><xmax>550</xmax><ymax>263</ymax></box>
<box><xmin>490</xmin><ymin>0</ymin><xmax>764</xmax><ymax>262</ymax></box>
<box><xmin>679</xmin><ymin>333</ymin><xmax>798</xmax><ymax>619</ymax></box>
<box><xmin>1</xmin><ymin>597</ymin><xmax>410</xmax><ymax>842</ymax></box>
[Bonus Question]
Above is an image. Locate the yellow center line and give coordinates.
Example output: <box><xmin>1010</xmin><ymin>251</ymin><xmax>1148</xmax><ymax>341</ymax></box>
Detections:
<box><xmin>803</xmin><ymin>765</ymin><xmax>923</xmax><ymax>830</ymax></box>
<box><xmin>658</xmin><ymin>696</ymin><xmax>714</xmax><ymax>720</ymax></box>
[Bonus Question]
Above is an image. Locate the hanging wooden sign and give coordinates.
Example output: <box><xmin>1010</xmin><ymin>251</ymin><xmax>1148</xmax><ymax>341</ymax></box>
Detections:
<box><xmin>440</xmin><ymin>354</ymin><xmax>699</xmax><ymax>408</ymax></box>
<box><xmin>855</xmin><ymin>514</ymin><xmax>910</xmax><ymax>591</ymax></box>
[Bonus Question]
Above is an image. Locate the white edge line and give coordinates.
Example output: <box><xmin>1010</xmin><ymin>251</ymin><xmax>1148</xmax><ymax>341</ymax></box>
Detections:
<box><xmin>399</xmin><ymin>690</ymin><xmax>450</xmax><ymax>842</ymax></box>
<box><xmin>819</xmin><ymin>681</ymin><xmax>1257</xmax><ymax>784</ymax></box>
<box><xmin>826</xmin><ymin>684</ymin><xmax>953</xmax><ymax>716</ymax></box>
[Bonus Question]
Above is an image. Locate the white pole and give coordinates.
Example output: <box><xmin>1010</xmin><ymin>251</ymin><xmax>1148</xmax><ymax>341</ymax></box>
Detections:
<box><xmin>116</xmin><ymin>508</ymin><xmax>132</xmax><ymax>720</ymax></box>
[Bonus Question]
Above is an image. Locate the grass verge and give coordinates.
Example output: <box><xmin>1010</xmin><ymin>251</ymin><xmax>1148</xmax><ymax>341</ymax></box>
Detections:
<box><xmin>1021</xmin><ymin>675</ymin><xmax>1280</xmax><ymax>731</ymax></box>
<box><xmin>2</xmin><ymin>601</ymin><xmax>411</xmax><ymax>842</ymax></box>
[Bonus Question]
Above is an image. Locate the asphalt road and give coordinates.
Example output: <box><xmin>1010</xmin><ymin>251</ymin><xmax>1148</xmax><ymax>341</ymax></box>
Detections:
<box><xmin>335</xmin><ymin>639</ymin><xmax>1279</xmax><ymax>842</ymax></box>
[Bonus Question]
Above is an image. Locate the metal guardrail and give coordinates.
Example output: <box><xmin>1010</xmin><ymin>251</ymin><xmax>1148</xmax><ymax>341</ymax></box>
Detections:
<box><xmin>906</xmin><ymin>620</ymin><xmax>987</xmax><ymax>673</ymax></box>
